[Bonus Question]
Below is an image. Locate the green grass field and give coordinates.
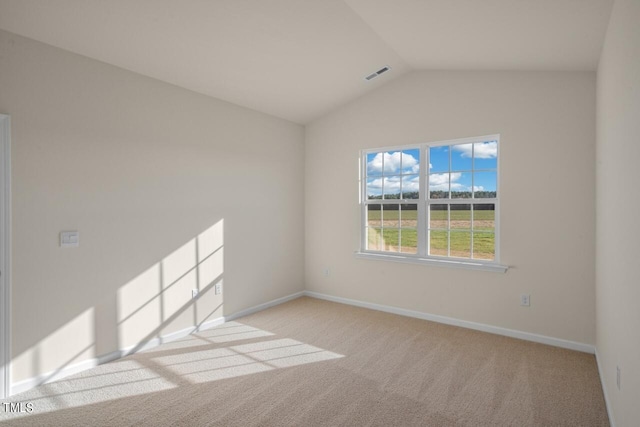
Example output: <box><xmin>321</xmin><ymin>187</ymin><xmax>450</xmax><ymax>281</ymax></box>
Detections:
<box><xmin>366</xmin><ymin>207</ymin><xmax>495</xmax><ymax>259</ymax></box>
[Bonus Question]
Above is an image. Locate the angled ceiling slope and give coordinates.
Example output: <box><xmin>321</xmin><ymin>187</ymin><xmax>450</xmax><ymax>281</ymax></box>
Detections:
<box><xmin>0</xmin><ymin>0</ymin><xmax>613</xmax><ymax>124</ymax></box>
<box><xmin>345</xmin><ymin>0</ymin><xmax>613</xmax><ymax>71</ymax></box>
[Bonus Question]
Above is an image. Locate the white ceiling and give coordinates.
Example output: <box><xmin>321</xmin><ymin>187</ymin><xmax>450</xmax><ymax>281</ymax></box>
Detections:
<box><xmin>0</xmin><ymin>0</ymin><xmax>613</xmax><ymax>124</ymax></box>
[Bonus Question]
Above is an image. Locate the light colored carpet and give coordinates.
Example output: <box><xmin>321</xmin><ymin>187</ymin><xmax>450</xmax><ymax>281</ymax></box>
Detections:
<box><xmin>0</xmin><ymin>297</ymin><xmax>609</xmax><ymax>426</ymax></box>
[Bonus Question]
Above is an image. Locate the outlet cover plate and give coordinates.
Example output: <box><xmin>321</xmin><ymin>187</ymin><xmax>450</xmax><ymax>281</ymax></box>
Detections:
<box><xmin>60</xmin><ymin>231</ymin><xmax>80</xmax><ymax>248</ymax></box>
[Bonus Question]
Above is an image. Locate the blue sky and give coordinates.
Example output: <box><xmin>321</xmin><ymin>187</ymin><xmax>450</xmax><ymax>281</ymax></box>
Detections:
<box><xmin>366</xmin><ymin>141</ymin><xmax>497</xmax><ymax>197</ymax></box>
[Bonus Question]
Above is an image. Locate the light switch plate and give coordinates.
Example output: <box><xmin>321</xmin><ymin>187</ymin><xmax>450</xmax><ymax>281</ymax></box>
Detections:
<box><xmin>60</xmin><ymin>231</ymin><xmax>80</xmax><ymax>248</ymax></box>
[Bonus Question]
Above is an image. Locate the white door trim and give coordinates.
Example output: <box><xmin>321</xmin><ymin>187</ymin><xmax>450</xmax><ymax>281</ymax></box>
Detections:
<box><xmin>0</xmin><ymin>114</ymin><xmax>11</xmax><ymax>398</ymax></box>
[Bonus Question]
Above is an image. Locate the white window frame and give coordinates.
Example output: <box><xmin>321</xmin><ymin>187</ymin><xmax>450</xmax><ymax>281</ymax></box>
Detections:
<box><xmin>357</xmin><ymin>134</ymin><xmax>508</xmax><ymax>273</ymax></box>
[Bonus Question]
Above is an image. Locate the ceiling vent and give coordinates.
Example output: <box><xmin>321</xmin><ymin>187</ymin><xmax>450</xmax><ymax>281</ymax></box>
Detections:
<box><xmin>364</xmin><ymin>66</ymin><xmax>391</xmax><ymax>82</ymax></box>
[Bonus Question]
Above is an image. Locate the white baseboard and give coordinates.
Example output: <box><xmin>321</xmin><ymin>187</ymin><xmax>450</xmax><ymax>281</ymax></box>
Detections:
<box><xmin>595</xmin><ymin>349</ymin><xmax>616</xmax><ymax>427</ymax></box>
<box><xmin>117</xmin><ymin>316</ymin><xmax>227</xmax><ymax>358</ymax></box>
<box><xmin>11</xmin><ymin>351</ymin><xmax>115</xmax><ymax>395</ymax></box>
<box><xmin>10</xmin><ymin>291</ymin><xmax>304</xmax><ymax>396</ymax></box>
<box><xmin>303</xmin><ymin>291</ymin><xmax>595</xmax><ymax>354</ymax></box>
<box><xmin>226</xmin><ymin>291</ymin><xmax>304</xmax><ymax>321</ymax></box>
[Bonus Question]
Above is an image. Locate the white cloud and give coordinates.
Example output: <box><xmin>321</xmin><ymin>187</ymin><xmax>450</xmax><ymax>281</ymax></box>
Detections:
<box><xmin>474</xmin><ymin>141</ymin><xmax>497</xmax><ymax>159</ymax></box>
<box><xmin>452</xmin><ymin>141</ymin><xmax>497</xmax><ymax>159</ymax></box>
<box><xmin>429</xmin><ymin>172</ymin><xmax>462</xmax><ymax>191</ymax></box>
<box><xmin>402</xmin><ymin>175</ymin><xmax>419</xmax><ymax>192</ymax></box>
<box><xmin>369</xmin><ymin>171</ymin><xmax>483</xmax><ymax>196</ymax></box>
<box><xmin>451</xmin><ymin>143</ymin><xmax>473</xmax><ymax>158</ymax></box>
<box><xmin>367</xmin><ymin>175</ymin><xmax>419</xmax><ymax>196</ymax></box>
<box><xmin>366</xmin><ymin>176</ymin><xmax>398</xmax><ymax>194</ymax></box>
<box><xmin>383</xmin><ymin>176</ymin><xmax>402</xmax><ymax>193</ymax></box>
<box><xmin>429</xmin><ymin>173</ymin><xmax>484</xmax><ymax>193</ymax></box>
<box><xmin>366</xmin><ymin>177</ymin><xmax>384</xmax><ymax>194</ymax></box>
<box><xmin>367</xmin><ymin>152</ymin><xmax>419</xmax><ymax>175</ymax></box>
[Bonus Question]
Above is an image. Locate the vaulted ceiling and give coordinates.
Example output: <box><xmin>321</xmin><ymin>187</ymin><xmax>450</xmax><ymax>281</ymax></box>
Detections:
<box><xmin>0</xmin><ymin>0</ymin><xmax>613</xmax><ymax>123</ymax></box>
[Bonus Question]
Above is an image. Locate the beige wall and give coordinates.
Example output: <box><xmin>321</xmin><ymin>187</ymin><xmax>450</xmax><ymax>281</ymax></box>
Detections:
<box><xmin>305</xmin><ymin>71</ymin><xmax>596</xmax><ymax>345</ymax></box>
<box><xmin>0</xmin><ymin>30</ymin><xmax>305</xmax><ymax>383</ymax></box>
<box><xmin>596</xmin><ymin>0</ymin><xmax>640</xmax><ymax>425</ymax></box>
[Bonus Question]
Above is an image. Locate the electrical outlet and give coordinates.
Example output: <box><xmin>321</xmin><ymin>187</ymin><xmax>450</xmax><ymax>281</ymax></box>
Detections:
<box><xmin>520</xmin><ymin>294</ymin><xmax>530</xmax><ymax>306</ymax></box>
<box><xmin>192</xmin><ymin>289</ymin><xmax>198</xmax><ymax>299</ymax></box>
<box><xmin>215</xmin><ymin>282</ymin><xmax>222</xmax><ymax>295</ymax></box>
<box><xmin>616</xmin><ymin>366</ymin><xmax>621</xmax><ymax>390</ymax></box>
<box><xmin>323</xmin><ymin>268</ymin><xmax>330</xmax><ymax>277</ymax></box>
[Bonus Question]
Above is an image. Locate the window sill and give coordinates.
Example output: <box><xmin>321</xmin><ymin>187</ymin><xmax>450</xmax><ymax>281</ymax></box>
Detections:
<box><xmin>354</xmin><ymin>251</ymin><xmax>509</xmax><ymax>273</ymax></box>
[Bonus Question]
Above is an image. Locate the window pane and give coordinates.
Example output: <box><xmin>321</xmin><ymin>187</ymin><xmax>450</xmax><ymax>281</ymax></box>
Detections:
<box><xmin>366</xmin><ymin>177</ymin><xmax>383</xmax><ymax>199</ymax></box>
<box><xmin>473</xmin><ymin>171</ymin><xmax>497</xmax><ymax>198</ymax></box>
<box><xmin>401</xmin><ymin>175</ymin><xmax>419</xmax><ymax>199</ymax></box>
<box><xmin>367</xmin><ymin>227</ymin><xmax>383</xmax><ymax>251</ymax></box>
<box><xmin>429</xmin><ymin>204</ymin><xmax>448</xmax><ymax>229</ymax></box>
<box><xmin>382</xmin><ymin>204</ymin><xmax>400</xmax><ymax>227</ymax></box>
<box><xmin>402</xmin><ymin>149</ymin><xmax>420</xmax><ymax>174</ymax></box>
<box><xmin>367</xmin><ymin>204</ymin><xmax>382</xmax><ymax>227</ymax></box>
<box><xmin>382</xmin><ymin>176</ymin><xmax>401</xmax><ymax>199</ymax></box>
<box><xmin>400</xmin><ymin>229</ymin><xmax>418</xmax><ymax>254</ymax></box>
<box><xmin>451</xmin><ymin>143</ymin><xmax>473</xmax><ymax>171</ymax></box>
<box><xmin>429</xmin><ymin>230</ymin><xmax>448</xmax><ymax>256</ymax></box>
<box><xmin>450</xmin><ymin>231</ymin><xmax>471</xmax><ymax>258</ymax></box>
<box><xmin>473</xmin><ymin>141</ymin><xmax>498</xmax><ymax>170</ymax></box>
<box><xmin>451</xmin><ymin>204</ymin><xmax>471</xmax><ymax>229</ymax></box>
<box><xmin>400</xmin><ymin>204</ymin><xmax>418</xmax><ymax>228</ymax></box>
<box><xmin>381</xmin><ymin>228</ymin><xmax>399</xmax><ymax>252</ymax></box>
<box><xmin>473</xmin><ymin>204</ymin><xmax>495</xmax><ymax>232</ymax></box>
<box><xmin>366</xmin><ymin>152</ymin><xmax>383</xmax><ymax>176</ymax></box>
<box><xmin>368</xmin><ymin>151</ymin><xmax>413</xmax><ymax>176</ymax></box>
<box><xmin>429</xmin><ymin>146</ymin><xmax>449</xmax><ymax>173</ymax></box>
<box><xmin>451</xmin><ymin>172</ymin><xmax>472</xmax><ymax>199</ymax></box>
<box><xmin>384</xmin><ymin>151</ymin><xmax>402</xmax><ymax>174</ymax></box>
<box><xmin>429</xmin><ymin>173</ymin><xmax>449</xmax><ymax>198</ymax></box>
<box><xmin>473</xmin><ymin>232</ymin><xmax>495</xmax><ymax>260</ymax></box>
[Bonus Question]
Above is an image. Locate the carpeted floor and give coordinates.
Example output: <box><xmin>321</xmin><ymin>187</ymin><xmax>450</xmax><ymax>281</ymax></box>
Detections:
<box><xmin>0</xmin><ymin>297</ymin><xmax>609</xmax><ymax>426</ymax></box>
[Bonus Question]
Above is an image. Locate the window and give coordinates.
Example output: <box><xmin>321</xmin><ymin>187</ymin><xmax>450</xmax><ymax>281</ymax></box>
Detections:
<box><xmin>360</xmin><ymin>135</ymin><xmax>505</xmax><ymax>271</ymax></box>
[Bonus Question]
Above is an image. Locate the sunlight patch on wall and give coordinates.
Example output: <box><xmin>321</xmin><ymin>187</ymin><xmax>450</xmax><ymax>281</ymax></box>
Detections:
<box><xmin>12</xmin><ymin>308</ymin><xmax>95</xmax><ymax>383</ymax></box>
<box><xmin>117</xmin><ymin>265</ymin><xmax>162</xmax><ymax>349</ymax></box>
<box><xmin>197</xmin><ymin>220</ymin><xmax>224</xmax><ymax>263</ymax></box>
<box><xmin>117</xmin><ymin>219</ymin><xmax>225</xmax><ymax>350</ymax></box>
<box><xmin>160</xmin><ymin>238</ymin><xmax>199</xmax><ymax>334</ymax></box>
